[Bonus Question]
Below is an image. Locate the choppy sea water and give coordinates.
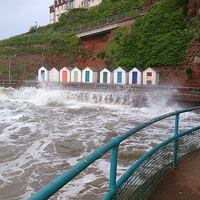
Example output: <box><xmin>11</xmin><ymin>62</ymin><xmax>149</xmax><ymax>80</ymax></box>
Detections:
<box><xmin>0</xmin><ymin>85</ymin><xmax>198</xmax><ymax>200</ymax></box>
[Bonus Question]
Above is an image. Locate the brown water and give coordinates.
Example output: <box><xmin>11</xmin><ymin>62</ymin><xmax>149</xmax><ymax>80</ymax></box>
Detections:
<box><xmin>0</xmin><ymin>86</ymin><xmax>198</xmax><ymax>199</ymax></box>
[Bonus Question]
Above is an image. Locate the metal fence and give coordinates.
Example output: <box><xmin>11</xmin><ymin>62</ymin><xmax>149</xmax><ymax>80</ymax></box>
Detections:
<box><xmin>105</xmin><ymin>128</ymin><xmax>200</xmax><ymax>199</ymax></box>
<box><xmin>27</xmin><ymin>106</ymin><xmax>200</xmax><ymax>200</ymax></box>
<box><xmin>59</xmin><ymin>8</ymin><xmax>141</xmax><ymax>35</ymax></box>
<box><xmin>0</xmin><ymin>80</ymin><xmax>39</xmax><ymax>87</ymax></box>
<box><xmin>0</xmin><ymin>79</ymin><xmax>23</xmax><ymax>87</ymax></box>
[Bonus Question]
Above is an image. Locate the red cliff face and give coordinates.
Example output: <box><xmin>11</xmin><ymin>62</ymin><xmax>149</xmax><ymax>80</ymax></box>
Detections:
<box><xmin>77</xmin><ymin>0</ymin><xmax>200</xmax><ymax>87</ymax></box>
<box><xmin>184</xmin><ymin>41</ymin><xmax>200</xmax><ymax>87</ymax></box>
<box><xmin>1</xmin><ymin>0</ymin><xmax>199</xmax><ymax>85</ymax></box>
<box><xmin>78</xmin><ymin>33</ymin><xmax>111</xmax><ymax>70</ymax></box>
<box><xmin>188</xmin><ymin>0</ymin><xmax>200</xmax><ymax>17</ymax></box>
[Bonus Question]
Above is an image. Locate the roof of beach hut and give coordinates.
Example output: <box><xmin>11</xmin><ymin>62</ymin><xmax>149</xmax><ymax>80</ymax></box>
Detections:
<box><xmin>113</xmin><ymin>66</ymin><xmax>128</xmax><ymax>72</ymax></box>
<box><xmin>143</xmin><ymin>67</ymin><xmax>160</xmax><ymax>73</ymax></box>
<box><xmin>39</xmin><ymin>66</ymin><xmax>51</xmax><ymax>71</ymax></box>
<box><xmin>101</xmin><ymin>67</ymin><xmax>113</xmax><ymax>72</ymax></box>
<box><xmin>50</xmin><ymin>67</ymin><xmax>61</xmax><ymax>71</ymax></box>
<box><xmin>83</xmin><ymin>66</ymin><xmax>98</xmax><ymax>72</ymax></box>
<box><xmin>130</xmin><ymin>66</ymin><xmax>143</xmax><ymax>72</ymax></box>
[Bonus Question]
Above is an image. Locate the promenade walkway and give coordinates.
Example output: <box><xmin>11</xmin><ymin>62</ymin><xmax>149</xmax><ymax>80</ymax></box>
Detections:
<box><xmin>146</xmin><ymin>151</ymin><xmax>200</xmax><ymax>200</ymax></box>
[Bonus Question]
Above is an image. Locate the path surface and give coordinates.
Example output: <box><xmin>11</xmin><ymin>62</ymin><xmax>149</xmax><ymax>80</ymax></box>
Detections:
<box><xmin>146</xmin><ymin>151</ymin><xmax>200</xmax><ymax>200</ymax></box>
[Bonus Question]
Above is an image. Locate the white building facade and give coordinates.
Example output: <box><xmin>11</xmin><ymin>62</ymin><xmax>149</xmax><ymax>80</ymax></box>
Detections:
<box><xmin>50</xmin><ymin>0</ymin><xmax>102</xmax><ymax>24</ymax></box>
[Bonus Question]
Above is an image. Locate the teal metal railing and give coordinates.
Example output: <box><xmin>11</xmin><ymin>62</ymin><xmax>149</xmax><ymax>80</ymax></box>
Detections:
<box><xmin>27</xmin><ymin>106</ymin><xmax>200</xmax><ymax>200</ymax></box>
<box><xmin>104</xmin><ymin>126</ymin><xmax>200</xmax><ymax>199</ymax></box>
<box><xmin>46</xmin><ymin>9</ymin><xmax>141</xmax><ymax>36</ymax></box>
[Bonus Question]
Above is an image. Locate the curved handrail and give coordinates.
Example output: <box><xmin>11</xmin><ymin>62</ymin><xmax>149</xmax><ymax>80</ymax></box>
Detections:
<box><xmin>102</xmin><ymin>125</ymin><xmax>200</xmax><ymax>199</ymax></box>
<box><xmin>27</xmin><ymin>106</ymin><xmax>200</xmax><ymax>200</ymax></box>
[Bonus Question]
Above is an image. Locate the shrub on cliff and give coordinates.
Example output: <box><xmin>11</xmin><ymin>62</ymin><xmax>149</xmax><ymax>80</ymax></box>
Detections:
<box><xmin>105</xmin><ymin>0</ymin><xmax>193</xmax><ymax>69</ymax></box>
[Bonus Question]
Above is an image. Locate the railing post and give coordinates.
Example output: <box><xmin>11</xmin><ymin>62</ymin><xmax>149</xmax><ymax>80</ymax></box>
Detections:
<box><xmin>173</xmin><ymin>113</ymin><xmax>179</xmax><ymax>168</ymax></box>
<box><xmin>108</xmin><ymin>145</ymin><xmax>119</xmax><ymax>198</ymax></box>
<box><xmin>8</xmin><ymin>56</ymin><xmax>11</xmax><ymax>86</ymax></box>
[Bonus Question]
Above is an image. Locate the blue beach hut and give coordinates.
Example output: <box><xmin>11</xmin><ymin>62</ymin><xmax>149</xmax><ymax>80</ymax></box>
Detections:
<box><xmin>129</xmin><ymin>67</ymin><xmax>143</xmax><ymax>84</ymax></box>
<box><xmin>38</xmin><ymin>66</ymin><xmax>51</xmax><ymax>82</ymax></box>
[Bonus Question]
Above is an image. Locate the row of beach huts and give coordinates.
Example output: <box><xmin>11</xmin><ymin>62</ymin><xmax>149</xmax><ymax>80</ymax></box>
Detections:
<box><xmin>38</xmin><ymin>66</ymin><xmax>160</xmax><ymax>85</ymax></box>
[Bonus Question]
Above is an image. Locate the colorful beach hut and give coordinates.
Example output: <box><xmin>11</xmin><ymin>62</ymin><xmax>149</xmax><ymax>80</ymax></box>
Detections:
<box><xmin>49</xmin><ymin>67</ymin><xmax>60</xmax><ymax>82</ymax></box>
<box><xmin>142</xmin><ymin>67</ymin><xmax>159</xmax><ymax>85</ymax></box>
<box><xmin>60</xmin><ymin>66</ymin><xmax>72</xmax><ymax>82</ymax></box>
<box><xmin>71</xmin><ymin>67</ymin><xmax>82</xmax><ymax>82</ymax></box>
<box><xmin>38</xmin><ymin>66</ymin><xmax>51</xmax><ymax>82</ymax></box>
<box><xmin>113</xmin><ymin>67</ymin><xmax>128</xmax><ymax>84</ymax></box>
<box><xmin>129</xmin><ymin>67</ymin><xmax>143</xmax><ymax>85</ymax></box>
<box><xmin>100</xmin><ymin>68</ymin><xmax>113</xmax><ymax>84</ymax></box>
<box><xmin>82</xmin><ymin>66</ymin><xmax>98</xmax><ymax>83</ymax></box>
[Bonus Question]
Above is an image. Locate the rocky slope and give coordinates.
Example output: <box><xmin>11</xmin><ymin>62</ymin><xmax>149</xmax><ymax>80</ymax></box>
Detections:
<box><xmin>0</xmin><ymin>0</ymin><xmax>199</xmax><ymax>87</ymax></box>
<box><xmin>77</xmin><ymin>0</ymin><xmax>200</xmax><ymax>87</ymax></box>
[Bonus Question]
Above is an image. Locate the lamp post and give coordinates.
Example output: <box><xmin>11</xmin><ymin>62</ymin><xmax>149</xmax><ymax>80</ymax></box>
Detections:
<box><xmin>8</xmin><ymin>55</ymin><xmax>16</xmax><ymax>86</ymax></box>
<box><xmin>35</xmin><ymin>22</ymin><xmax>38</xmax><ymax>34</ymax></box>
<box><xmin>8</xmin><ymin>56</ymin><xmax>11</xmax><ymax>86</ymax></box>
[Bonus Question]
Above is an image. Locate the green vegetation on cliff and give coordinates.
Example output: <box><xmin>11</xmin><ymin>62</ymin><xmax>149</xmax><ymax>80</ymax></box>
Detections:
<box><xmin>44</xmin><ymin>0</ymin><xmax>145</xmax><ymax>33</ymax></box>
<box><xmin>105</xmin><ymin>0</ymin><xmax>194</xmax><ymax>69</ymax></box>
<box><xmin>0</xmin><ymin>0</ymin><xmax>199</xmax><ymax>80</ymax></box>
<box><xmin>0</xmin><ymin>34</ymin><xmax>82</xmax><ymax>58</ymax></box>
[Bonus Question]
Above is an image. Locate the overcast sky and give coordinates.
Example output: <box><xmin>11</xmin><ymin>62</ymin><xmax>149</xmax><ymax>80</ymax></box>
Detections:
<box><xmin>0</xmin><ymin>0</ymin><xmax>53</xmax><ymax>40</ymax></box>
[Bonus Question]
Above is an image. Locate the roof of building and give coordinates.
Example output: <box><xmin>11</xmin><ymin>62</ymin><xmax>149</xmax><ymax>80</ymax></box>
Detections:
<box><xmin>61</xmin><ymin>66</ymin><xmax>73</xmax><ymax>71</ymax></box>
<box><xmin>72</xmin><ymin>66</ymin><xmax>82</xmax><ymax>71</ymax></box>
<box><xmin>82</xmin><ymin>66</ymin><xmax>98</xmax><ymax>72</ymax></box>
<box><xmin>50</xmin><ymin>67</ymin><xmax>61</xmax><ymax>71</ymax></box>
<box><xmin>143</xmin><ymin>67</ymin><xmax>160</xmax><ymax>73</ymax></box>
<box><xmin>39</xmin><ymin>66</ymin><xmax>51</xmax><ymax>70</ymax></box>
<box><xmin>113</xmin><ymin>66</ymin><xmax>129</xmax><ymax>72</ymax></box>
<box><xmin>100</xmin><ymin>67</ymin><xmax>113</xmax><ymax>72</ymax></box>
<box><xmin>129</xmin><ymin>66</ymin><xmax>143</xmax><ymax>72</ymax></box>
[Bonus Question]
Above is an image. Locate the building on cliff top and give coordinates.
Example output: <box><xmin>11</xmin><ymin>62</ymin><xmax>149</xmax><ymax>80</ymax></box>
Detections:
<box><xmin>49</xmin><ymin>0</ymin><xmax>102</xmax><ymax>24</ymax></box>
